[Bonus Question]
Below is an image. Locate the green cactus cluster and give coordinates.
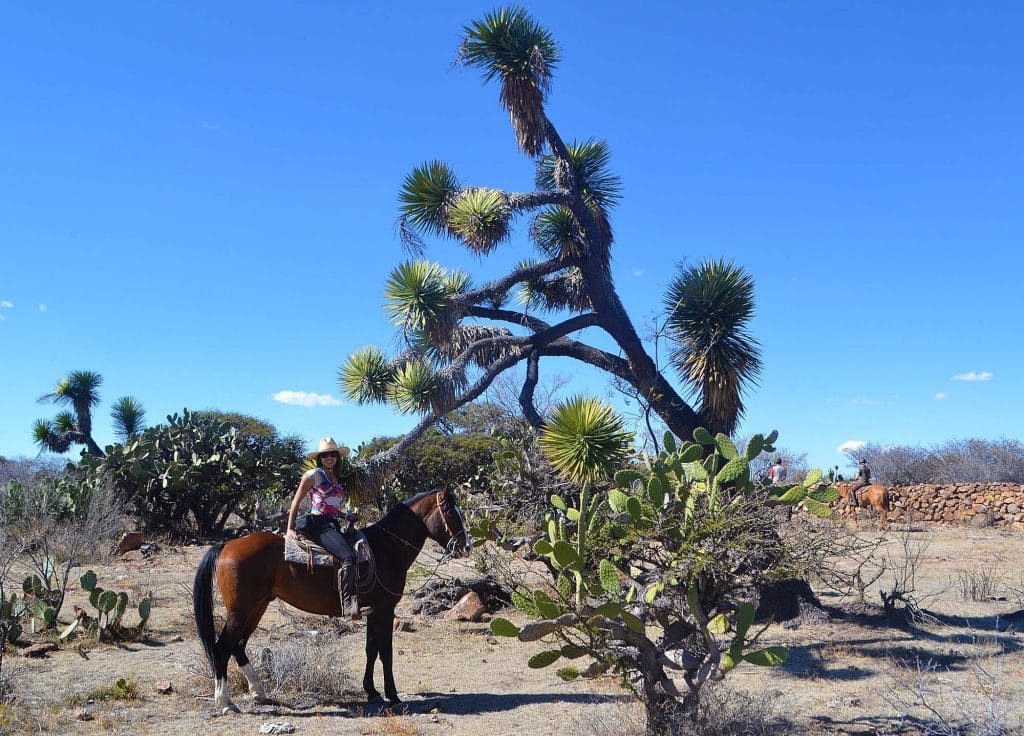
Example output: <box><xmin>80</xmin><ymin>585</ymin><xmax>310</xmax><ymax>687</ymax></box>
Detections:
<box><xmin>764</xmin><ymin>468</ymin><xmax>840</xmax><ymax>515</ymax></box>
<box><xmin>21</xmin><ymin>570</ymin><xmax>61</xmax><ymax>632</ymax></box>
<box><xmin>0</xmin><ymin>590</ymin><xmax>25</xmax><ymax>647</ymax></box>
<box><xmin>78</xmin><ymin>570</ymin><xmax>152</xmax><ymax>640</ymax></box>
<box><xmin>488</xmin><ymin>422</ymin><xmax>836</xmax><ymax>711</ymax></box>
<box><xmin>79</xmin><ymin>409</ymin><xmax>304</xmax><ymax>537</ymax></box>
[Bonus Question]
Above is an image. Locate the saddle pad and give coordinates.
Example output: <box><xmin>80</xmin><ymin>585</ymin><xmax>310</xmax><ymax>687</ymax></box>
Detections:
<box><xmin>283</xmin><ymin>532</ymin><xmax>371</xmax><ymax>570</ymax></box>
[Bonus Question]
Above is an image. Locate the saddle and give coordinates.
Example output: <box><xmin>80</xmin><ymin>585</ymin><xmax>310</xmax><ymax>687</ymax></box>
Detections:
<box><xmin>283</xmin><ymin>529</ymin><xmax>372</xmax><ymax>575</ymax></box>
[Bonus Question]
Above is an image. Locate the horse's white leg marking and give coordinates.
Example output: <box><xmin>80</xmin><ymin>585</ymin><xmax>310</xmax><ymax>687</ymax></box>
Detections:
<box><xmin>241</xmin><ymin>662</ymin><xmax>269</xmax><ymax>703</ymax></box>
<box><xmin>214</xmin><ymin>676</ymin><xmax>239</xmax><ymax>713</ymax></box>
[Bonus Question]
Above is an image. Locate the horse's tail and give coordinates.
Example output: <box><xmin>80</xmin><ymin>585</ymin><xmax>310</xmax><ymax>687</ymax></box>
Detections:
<box><xmin>193</xmin><ymin>543</ymin><xmax>224</xmax><ymax>672</ymax></box>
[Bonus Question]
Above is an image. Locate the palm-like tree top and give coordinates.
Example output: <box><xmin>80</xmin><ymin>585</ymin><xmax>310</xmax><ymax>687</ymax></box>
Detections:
<box><xmin>459</xmin><ymin>7</ymin><xmax>560</xmax><ymax>157</ymax></box>
<box><xmin>664</xmin><ymin>260</ymin><xmax>762</xmax><ymax>435</ymax></box>
<box><xmin>38</xmin><ymin>370</ymin><xmax>103</xmax><ymax>408</ymax></box>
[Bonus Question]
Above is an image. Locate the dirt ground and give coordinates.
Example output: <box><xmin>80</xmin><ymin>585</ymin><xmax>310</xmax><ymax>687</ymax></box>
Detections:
<box><xmin>4</xmin><ymin>522</ymin><xmax>1024</xmax><ymax>736</ymax></box>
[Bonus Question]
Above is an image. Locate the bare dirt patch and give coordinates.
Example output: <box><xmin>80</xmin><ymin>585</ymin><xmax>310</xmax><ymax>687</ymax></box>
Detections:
<box><xmin>4</xmin><ymin>525</ymin><xmax>1024</xmax><ymax>735</ymax></box>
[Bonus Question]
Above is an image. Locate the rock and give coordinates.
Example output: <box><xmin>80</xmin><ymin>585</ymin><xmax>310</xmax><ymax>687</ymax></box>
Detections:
<box><xmin>116</xmin><ymin>531</ymin><xmax>144</xmax><ymax>554</ymax></box>
<box><xmin>154</xmin><ymin>680</ymin><xmax>173</xmax><ymax>694</ymax></box>
<box><xmin>120</xmin><ymin>550</ymin><xmax>145</xmax><ymax>562</ymax></box>
<box><xmin>259</xmin><ymin>722</ymin><xmax>296</xmax><ymax>734</ymax></box>
<box><xmin>21</xmin><ymin>642</ymin><xmax>58</xmax><ymax>658</ymax></box>
<box><xmin>969</xmin><ymin>513</ymin><xmax>995</xmax><ymax>528</ymax></box>
<box><xmin>74</xmin><ymin>709</ymin><xmax>94</xmax><ymax>721</ymax></box>
<box><xmin>445</xmin><ymin>591</ymin><xmax>487</xmax><ymax>622</ymax></box>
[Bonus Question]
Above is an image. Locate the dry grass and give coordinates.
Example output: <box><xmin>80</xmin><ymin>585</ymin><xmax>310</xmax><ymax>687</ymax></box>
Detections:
<box><xmin>360</xmin><ymin>713</ymin><xmax>423</xmax><ymax>735</ymax></box>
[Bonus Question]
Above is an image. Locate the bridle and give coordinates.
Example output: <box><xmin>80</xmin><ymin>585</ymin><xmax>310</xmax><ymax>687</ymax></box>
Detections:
<box><xmin>433</xmin><ymin>491</ymin><xmax>471</xmax><ymax>559</ymax></box>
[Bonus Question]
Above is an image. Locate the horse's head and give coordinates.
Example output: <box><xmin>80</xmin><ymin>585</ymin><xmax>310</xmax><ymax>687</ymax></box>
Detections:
<box><xmin>414</xmin><ymin>489</ymin><xmax>473</xmax><ymax>559</ymax></box>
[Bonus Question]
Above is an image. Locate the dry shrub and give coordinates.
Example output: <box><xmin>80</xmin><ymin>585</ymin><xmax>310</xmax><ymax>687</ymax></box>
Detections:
<box><xmin>571</xmin><ymin>699</ymin><xmax>645</xmax><ymax>736</ymax></box>
<box><xmin>571</xmin><ymin>683</ymin><xmax>799</xmax><ymax>736</ymax></box>
<box><xmin>689</xmin><ymin>683</ymin><xmax>800</xmax><ymax>736</ymax></box>
<box><xmin>956</xmin><ymin>567</ymin><xmax>1005</xmax><ymax>602</ymax></box>
<box><xmin>884</xmin><ymin>654</ymin><xmax>1020</xmax><ymax>736</ymax></box>
<box><xmin>254</xmin><ymin>636</ymin><xmax>355</xmax><ymax>702</ymax></box>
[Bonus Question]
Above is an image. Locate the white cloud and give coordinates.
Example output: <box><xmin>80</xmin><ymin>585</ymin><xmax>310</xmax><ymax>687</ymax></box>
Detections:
<box><xmin>849</xmin><ymin>396</ymin><xmax>881</xmax><ymax>406</ymax></box>
<box><xmin>934</xmin><ymin>392</ymin><xmax>949</xmax><ymax>400</ymax></box>
<box><xmin>837</xmin><ymin>440</ymin><xmax>866</xmax><ymax>454</ymax></box>
<box><xmin>0</xmin><ymin>314</ymin><xmax>5</xmax><ymax>320</ymax></box>
<box><xmin>632</xmin><ymin>269</ymin><xmax>645</xmax><ymax>277</ymax></box>
<box><xmin>37</xmin><ymin>304</ymin><xmax>47</xmax><ymax>312</ymax></box>
<box><xmin>201</xmin><ymin>120</ymin><xmax>223</xmax><ymax>131</ymax></box>
<box><xmin>951</xmin><ymin>371</ymin><xmax>992</xmax><ymax>382</ymax></box>
<box><xmin>272</xmin><ymin>390</ymin><xmax>342</xmax><ymax>407</ymax></box>
<box><xmin>0</xmin><ymin>300</ymin><xmax>12</xmax><ymax>308</ymax></box>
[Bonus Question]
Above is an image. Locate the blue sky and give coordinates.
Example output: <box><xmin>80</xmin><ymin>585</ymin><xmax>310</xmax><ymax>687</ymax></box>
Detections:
<box><xmin>2</xmin><ymin>2</ymin><xmax>1021</xmax><ymax>472</ymax></box>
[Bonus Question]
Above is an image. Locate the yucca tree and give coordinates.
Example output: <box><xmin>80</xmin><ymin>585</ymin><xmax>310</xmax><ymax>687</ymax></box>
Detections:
<box><xmin>34</xmin><ymin>370</ymin><xmax>106</xmax><ymax>457</ymax></box>
<box><xmin>110</xmin><ymin>396</ymin><xmax>147</xmax><ymax>442</ymax></box>
<box><xmin>665</xmin><ymin>260</ymin><xmax>762</xmax><ymax>435</ymax></box>
<box><xmin>539</xmin><ymin>396</ymin><xmax>633</xmax><ymax>604</ymax></box>
<box><xmin>340</xmin><ymin>8</ymin><xmax>761</xmax><ymax>473</ymax></box>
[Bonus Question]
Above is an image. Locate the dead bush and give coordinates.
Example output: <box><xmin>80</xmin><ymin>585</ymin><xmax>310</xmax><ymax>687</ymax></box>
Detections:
<box><xmin>255</xmin><ymin>636</ymin><xmax>355</xmax><ymax>702</ymax></box>
<box><xmin>883</xmin><ymin>654</ymin><xmax>1020</xmax><ymax>736</ymax></box>
<box><xmin>956</xmin><ymin>568</ymin><xmax>1005</xmax><ymax>602</ymax></box>
<box><xmin>571</xmin><ymin>683</ymin><xmax>800</xmax><ymax>736</ymax></box>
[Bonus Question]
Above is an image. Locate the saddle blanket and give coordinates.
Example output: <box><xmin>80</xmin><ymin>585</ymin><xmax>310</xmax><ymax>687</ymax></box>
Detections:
<box><xmin>283</xmin><ymin>531</ymin><xmax>371</xmax><ymax>571</ymax></box>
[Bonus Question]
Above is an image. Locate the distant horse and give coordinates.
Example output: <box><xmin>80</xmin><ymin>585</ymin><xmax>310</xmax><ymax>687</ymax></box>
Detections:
<box><xmin>836</xmin><ymin>483</ymin><xmax>890</xmax><ymax>530</ymax></box>
<box><xmin>193</xmin><ymin>489</ymin><xmax>472</xmax><ymax>713</ymax></box>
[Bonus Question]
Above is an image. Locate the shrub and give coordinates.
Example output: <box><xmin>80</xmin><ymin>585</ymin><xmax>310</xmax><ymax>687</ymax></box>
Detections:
<box><xmin>85</xmin><ymin>409</ymin><xmax>304</xmax><ymax>537</ymax></box>
<box><xmin>359</xmin><ymin>428</ymin><xmax>501</xmax><ymax>502</ymax></box>
<box><xmin>254</xmin><ymin>638</ymin><xmax>354</xmax><ymax>702</ymax></box>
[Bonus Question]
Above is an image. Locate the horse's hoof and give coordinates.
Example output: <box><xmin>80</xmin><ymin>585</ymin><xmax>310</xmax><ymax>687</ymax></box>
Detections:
<box><xmin>252</xmin><ymin>694</ymin><xmax>273</xmax><ymax>705</ymax></box>
<box><xmin>367</xmin><ymin>693</ymin><xmax>383</xmax><ymax>704</ymax></box>
<box><xmin>220</xmin><ymin>703</ymin><xmax>241</xmax><ymax>715</ymax></box>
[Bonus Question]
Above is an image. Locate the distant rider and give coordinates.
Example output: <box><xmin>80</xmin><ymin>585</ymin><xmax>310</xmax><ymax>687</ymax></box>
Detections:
<box><xmin>847</xmin><ymin>458</ymin><xmax>871</xmax><ymax>505</ymax></box>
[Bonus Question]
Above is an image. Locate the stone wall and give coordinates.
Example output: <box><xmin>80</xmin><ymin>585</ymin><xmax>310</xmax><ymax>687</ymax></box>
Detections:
<box><xmin>887</xmin><ymin>483</ymin><xmax>1024</xmax><ymax>529</ymax></box>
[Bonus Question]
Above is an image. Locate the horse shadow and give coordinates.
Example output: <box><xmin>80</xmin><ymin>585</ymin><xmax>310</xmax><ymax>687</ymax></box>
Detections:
<box><xmin>248</xmin><ymin>690</ymin><xmax>629</xmax><ymax>718</ymax></box>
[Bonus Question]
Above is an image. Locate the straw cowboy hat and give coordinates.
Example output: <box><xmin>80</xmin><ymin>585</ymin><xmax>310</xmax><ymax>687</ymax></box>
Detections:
<box><xmin>309</xmin><ymin>436</ymin><xmax>350</xmax><ymax>460</ymax></box>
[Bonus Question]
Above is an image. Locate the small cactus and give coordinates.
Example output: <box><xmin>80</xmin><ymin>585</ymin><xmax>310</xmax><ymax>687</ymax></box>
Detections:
<box><xmin>80</xmin><ymin>570</ymin><xmax>98</xmax><ymax>592</ymax></box>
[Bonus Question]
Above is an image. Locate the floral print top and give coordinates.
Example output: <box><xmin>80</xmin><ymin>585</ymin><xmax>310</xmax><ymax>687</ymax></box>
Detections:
<box><xmin>306</xmin><ymin>468</ymin><xmax>346</xmax><ymax>519</ymax></box>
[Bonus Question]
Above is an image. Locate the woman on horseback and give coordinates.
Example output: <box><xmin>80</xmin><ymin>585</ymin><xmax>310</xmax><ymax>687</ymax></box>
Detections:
<box><xmin>286</xmin><ymin>436</ymin><xmax>362</xmax><ymax>620</ymax></box>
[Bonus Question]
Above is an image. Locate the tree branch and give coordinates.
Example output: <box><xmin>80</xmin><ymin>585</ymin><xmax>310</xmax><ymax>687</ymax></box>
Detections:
<box><xmin>450</xmin><ymin>257</ymin><xmax>566</xmax><ymax>315</ymax></box>
<box><xmin>467</xmin><ymin>306</ymin><xmax>550</xmax><ymax>333</ymax></box>
<box><xmin>519</xmin><ymin>349</ymin><xmax>543</xmax><ymax>429</ymax></box>
<box><xmin>506</xmin><ymin>191</ymin><xmax>569</xmax><ymax>212</ymax></box>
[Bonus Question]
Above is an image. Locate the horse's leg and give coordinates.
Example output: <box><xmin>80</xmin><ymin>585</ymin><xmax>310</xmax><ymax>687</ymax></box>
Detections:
<box><xmin>371</xmin><ymin>608</ymin><xmax>401</xmax><ymax>704</ymax></box>
<box><xmin>363</xmin><ymin>614</ymin><xmax>382</xmax><ymax>702</ymax></box>
<box><xmin>878</xmin><ymin>501</ymin><xmax>888</xmax><ymax>531</ymax></box>
<box><xmin>213</xmin><ymin>612</ymin><xmax>246</xmax><ymax>713</ymax></box>
<box><xmin>235</xmin><ymin>601</ymin><xmax>271</xmax><ymax>704</ymax></box>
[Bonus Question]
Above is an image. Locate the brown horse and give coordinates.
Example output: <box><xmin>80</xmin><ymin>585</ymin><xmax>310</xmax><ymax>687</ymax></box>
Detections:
<box><xmin>193</xmin><ymin>489</ymin><xmax>472</xmax><ymax>713</ymax></box>
<box><xmin>835</xmin><ymin>483</ymin><xmax>890</xmax><ymax>530</ymax></box>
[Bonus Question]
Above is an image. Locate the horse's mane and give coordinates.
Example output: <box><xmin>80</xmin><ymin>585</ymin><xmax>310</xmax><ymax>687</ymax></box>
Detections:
<box><xmin>370</xmin><ymin>491</ymin><xmax>436</xmax><ymax>531</ymax></box>
<box><xmin>401</xmin><ymin>490</ymin><xmax>438</xmax><ymax>506</ymax></box>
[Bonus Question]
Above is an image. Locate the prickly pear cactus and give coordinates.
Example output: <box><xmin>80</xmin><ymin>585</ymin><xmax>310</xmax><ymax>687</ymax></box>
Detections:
<box><xmin>496</xmin><ymin>422</ymin><xmax>827</xmax><ymax>711</ymax></box>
